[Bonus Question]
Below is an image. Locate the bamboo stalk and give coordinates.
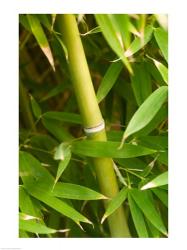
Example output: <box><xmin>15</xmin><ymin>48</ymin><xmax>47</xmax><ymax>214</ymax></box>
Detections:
<box><xmin>58</xmin><ymin>14</ymin><xmax>130</xmax><ymax>237</ymax></box>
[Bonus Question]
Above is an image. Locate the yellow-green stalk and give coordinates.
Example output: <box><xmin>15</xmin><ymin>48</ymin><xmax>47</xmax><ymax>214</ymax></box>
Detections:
<box><xmin>58</xmin><ymin>14</ymin><xmax>130</xmax><ymax>237</ymax></box>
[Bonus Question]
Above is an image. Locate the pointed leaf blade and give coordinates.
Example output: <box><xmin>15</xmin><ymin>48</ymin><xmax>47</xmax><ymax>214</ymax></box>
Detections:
<box><xmin>52</xmin><ymin>183</ymin><xmax>107</xmax><ymax>200</ymax></box>
<box><xmin>27</xmin><ymin>14</ymin><xmax>55</xmax><ymax>70</ymax></box>
<box><xmin>19</xmin><ymin>218</ymin><xmax>57</xmax><ymax>234</ymax></box>
<box><xmin>124</xmin><ymin>25</ymin><xmax>153</xmax><ymax>57</ymax></box>
<box><xmin>30</xmin><ymin>95</ymin><xmax>42</xmax><ymax>119</ymax></box>
<box><xmin>101</xmin><ymin>187</ymin><xmax>128</xmax><ymax>223</ymax></box>
<box><xmin>95</xmin><ymin>14</ymin><xmax>132</xmax><ymax>74</ymax></box>
<box><xmin>128</xmin><ymin>193</ymin><xmax>149</xmax><ymax>237</ymax></box>
<box><xmin>97</xmin><ymin>61</ymin><xmax>123</xmax><ymax>103</ymax></box>
<box><xmin>141</xmin><ymin>171</ymin><xmax>168</xmax><ymax>190</ymax></box>
<box><xmin>130</xmin><ymin>189</ymin><xmax>167</xmax><ymax>235</ymax></box>
<box><xmin>120</xmin><ymin>86</ymin><xmax>168</xmax><ymax>146</ymax></box>
<box><xmin>71</xmin><ymin>140</ymin><xmax>156</xmax><ymax>159</ymax></box>
<box><xmin>154</xmin><ymin>27</ymin><xmax>168</xmax><ymax>62</ymax></box>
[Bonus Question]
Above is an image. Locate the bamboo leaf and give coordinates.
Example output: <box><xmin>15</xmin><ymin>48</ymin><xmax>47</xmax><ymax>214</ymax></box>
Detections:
<box><xmin>19</xmin><ymin>151</ymin><xmax>54</xmax><ymax>191</ymax></box>
<box><xmin>131</xmin><ymin>62</ymin><xmax>152</xmax><ymax>106</ymax></box>
<box><xmin>40</xmin><ymin>84</ymin><xmax>68</xmax><ymax>102</ymax></box>
<box><xmin>152</xmin><ymin>59</ymin><xmax>168</xmax><ymax>84</ymax></box>
<box><xmin>53</xmin><ymin>144</ymin><xmax>71</xmax><ymax>185</ymax></box>
<box><xmin>154</xmin><ymin>27</ymin><xmax>168</xmax><ymax>62</ymax></box>
<box><xmin>101</xmin><ymin>187</ymin><xmax>128</xmax><ymax>223</ymax></box>
<box><xmin>19</xmin><ymin>186</ymin><xmax>43</xmax><ymax>219</ymax></box>
<box><xmin>124</xmin><ymin>25</ymin><xmax>153</xmax><ymax>57</ymax></box>
<box><xmin>152</xmin><ymin>188</ymin><xmax>168</xmax><ymax>207</ymax></box>
<box><xmin>95</xmin><ymin>14</ymin><xmax>132</xmax><ymax>74</ymax></box>
<box><xmin>27</xmin><ymin>185</ymin><xmax>93</xmax><ymax>225</ymax></box>
<box><xmin>42</xmin><ymin>111</ymin><xmax>82</xmax><ymax>124</ymax></box>
<box><xmin>134</xmin><ymin>105</ymin><xmax>168</xmax><ymax>137</ymax></box>
<box><xmin>27</xmin><ymin>14</ymin><xmax>55</xmax><ymax>71</ymax></box>
<box><xmin>19</xmin><ymin>151</ymin><xmax>92</xmax><ymax>225</ymax></box>
<box><xmin>52</xmin><ymin>182</ymin><xmax>107</xmax><ymax>200</ymax></box>
<box><xmin>71</xmin><ymin>140</ymin><xmax>156</xmax><ymax>159</ymax></box>
<box><xmin>141</xmin><ymin>171</ymin><xmax>168</xmax><ymax>190</ymax></box>
<box><xmin>20</xmin><ymin>217</ymin><xmax>69</xmax><ymax>234</ymax></box>
<box><xmin>120</xmin><ymin>86</ymin><xmax>168</xmax><ymax>146</ymax></box>
<box><xmin>30</xmin><ymin>95</ymin><xmax>42</xmax><ymax>119</ymax></box>
<box><xmin>128</xmin><ymin>193</ymin><xmax>149</xmax><ymax>237</ymax></box>
<box><xmin>130</xmin><ymin>189</ymin><xmax>167</xmax><ymax>235</ymax></box>
<box><xmin>97</xmin><ymin>61</ymin><xmax>123</xmax><ymax>103</ymax></box>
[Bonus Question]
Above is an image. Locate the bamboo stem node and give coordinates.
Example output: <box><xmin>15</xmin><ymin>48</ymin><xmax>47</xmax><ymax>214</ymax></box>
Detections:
<box><xmin>84</xmin><ymin>120</ymin><xmax>105</xmax><ymax>134</ymax></box>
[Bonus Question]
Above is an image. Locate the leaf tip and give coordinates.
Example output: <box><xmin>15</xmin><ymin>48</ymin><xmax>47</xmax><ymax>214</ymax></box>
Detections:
<box><xmin>101</xmin><ymin>215</ymin><xmax>107</xmax><ymax>224</ymax></box>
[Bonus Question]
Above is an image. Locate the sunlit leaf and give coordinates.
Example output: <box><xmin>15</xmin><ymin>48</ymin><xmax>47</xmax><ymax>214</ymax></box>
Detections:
<box><xmin>27</xmin><ymin>14</ymin><xmax>55</xmax><ymax>71</ymax></box>
<box><xmin>120</xmin><ymin>86</ymin><xmax>168</xmax><ymax>147</ymax></box>
<box><xmin>141</xmin><ymin>172</ymin><xmax>168</xmax><ymax>190</ymax></box>
<box><xmin>124</xmin><ymin>25</ymin><xmax>153</xmax><ymax>57</ymax></box>
<box><xmin>53</xmin><ymin>144</ymin><xmax>71</xmax><ymax>185</ymax></box>
<box><xmin>154</xmin><ymin>27</ymin><xmax>168</xmax><ymax>62</ymax></box>
<box><xmin>19</xmin><ymin>217</ymin><xmax>68</xmax><ymax>234</ymax></box>
<box><xmin>95</xmin><ymin>14</ymin><xmax>132</xmax><ymax>74</ymax></box>
<box><xmin>152</xmin><ymin>59</ymin><xmax>168</xmax><ymax>84</ymax></box>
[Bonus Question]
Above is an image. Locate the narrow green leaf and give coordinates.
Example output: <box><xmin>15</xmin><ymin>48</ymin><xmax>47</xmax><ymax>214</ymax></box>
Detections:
<box><xmin>54</xmin><ymin>143</ymin><xmax>71</xmax><ymax>161</ymax></box>
<box><xmin>97</xmin><ymin>61</ymin><xmax>123</xmax><ymax>103</ymax></box>
<box><xmin>146</xmin><ymin>218</ymin><xmax>161</xmax><ymax>238</ymax></box>
<box><xmin>42</xmin><ymin>117</ymin><xmax>73</xmax><ymax>141</ymax></box>
<box><xmin>19</xmin><ymin>218</ymin><xmax>57</xmax><ymax>234</ymax></box>
<box><xmin>120</xmin><ymin>86</ymin><xmax>168</xmax><ymax>146</ymax></box>
<box><xmin>124</xmin><ymin>25</ymin><xmax>153</xmax><ymax>57</ymax></box>
<box><xmin>40</xmin><ymin>83</ymin><xmax>68</xmax><ymax>102</ymax></box>
<box><xmin>128</xmin><ymin>193</ymin><xmax>149</xmax><ymax>237</ymax></box>
<box><xmin>42</xmin><ymin>111</ymin><xmax>82</xmax><ymax>124</ymax></box>
<box><xmin>20</xmin><ymin>152</ymin><xmax>92</xmax><ymax>225</ymax></box>
<box><xmin>154</xmin><ymin>27</ymin><xmax>168</xmax><ymax>62</ymax></box>
<box><xmin>71</xmin><ymin>140</ymin><xmax>156</xmax><ymax>159</ymax></box>
<box><xmin>19</xmin><ymin>151</ymin><xmax>54</xmax><ymax>191</ymax></box>
<box><xmin>52</xmin><ymin>182</ymin><xmax>107</xmax><ymax>200</ymax></box>
<box><xmin>19</xmin><ymin>230</ymin><xmax>29</xmax><ymax>238</ymax></box>
<box><xmin>145</xmin><ymin>60</ymin><xmax>166</xmax><ymax>86</ymax></box>
<box><xmin>155</xmin><ymin>14</ymin><xmax>168</xmax><ymax>31</ymax></box>
<box><xmin>116</xmin><ymin>158</ymin><xmax>147</xmax><ymax>171</ymax></box>
<box><xmin>95</xmin><ymin>14</ymin><xmax>132</xmax><ymax>74</ymax></box>
<box><xmin>130</xmin><ymin>189</ymin><xmax>167</xmax><ymax>235</ymax></box>
<box><xmin>152</xmin><ymin>188</ymin><xmax>168</xmax><ymax>207</ymax></box>
<box><xmin>141</xmin><ymin>172</ymin><xmax>168</xmax><ymax>190</ymax></box>
<box><xmin>157</xmin><ymin>151</ymin><xmax>168</xmax><ymax>166</ymax></box>
<box><xmin>27</xmin><ymin>14</ymin><xmax>55</xmax><ymax>71</ymax></box>
<box><xmin>19</xmin><ymin>186</ymin><xmax>43</xmax><ymax>219</ymax></box>
<box><xmin>53</xmin><ymin>144</ymin><xmax>71</xmax><ymax>185</ymax></box>
<box><xmin>134</xmin><ymin>105</ymin><xmax>168</xmax><ymax>137</ymax></box>
<box><xmin>152</xmin><ymin>59</ymin><xmax>168</xmax><ymax>84</ymax></box>
<box><xmin>131</xmin><ymin>62</ymin><xmax>152</xmax><ymax>106</ymax></box>
<box><xmin>27</xmin><ymin>186</ymin><xmax>93</xmax><ymax>225</ymax></box>
<box><xmin>137</xmin><ymin>135</ymin><xmax>168</xmax><ymax>150</ymax></box>
<box><xmin>106</xmin><ymin>14</ymin><xmax>131</xmax><ymax>49</ymax></box>
<box><xmin>30</xmin><ymin>95</ymin><xmax>42</xmax><ymax>119</ymax></box>
<box><xmin>101</xmin><ymin>187</ymin><xmax>128</xmax><ymax>223</ymax></box>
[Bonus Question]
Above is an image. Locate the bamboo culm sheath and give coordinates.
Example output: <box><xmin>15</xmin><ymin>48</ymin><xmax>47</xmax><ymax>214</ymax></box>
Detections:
<box><xmin>58</xmin><ymin>14</ymin><xmax>131</xmax><ymax>237</ymax></box>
